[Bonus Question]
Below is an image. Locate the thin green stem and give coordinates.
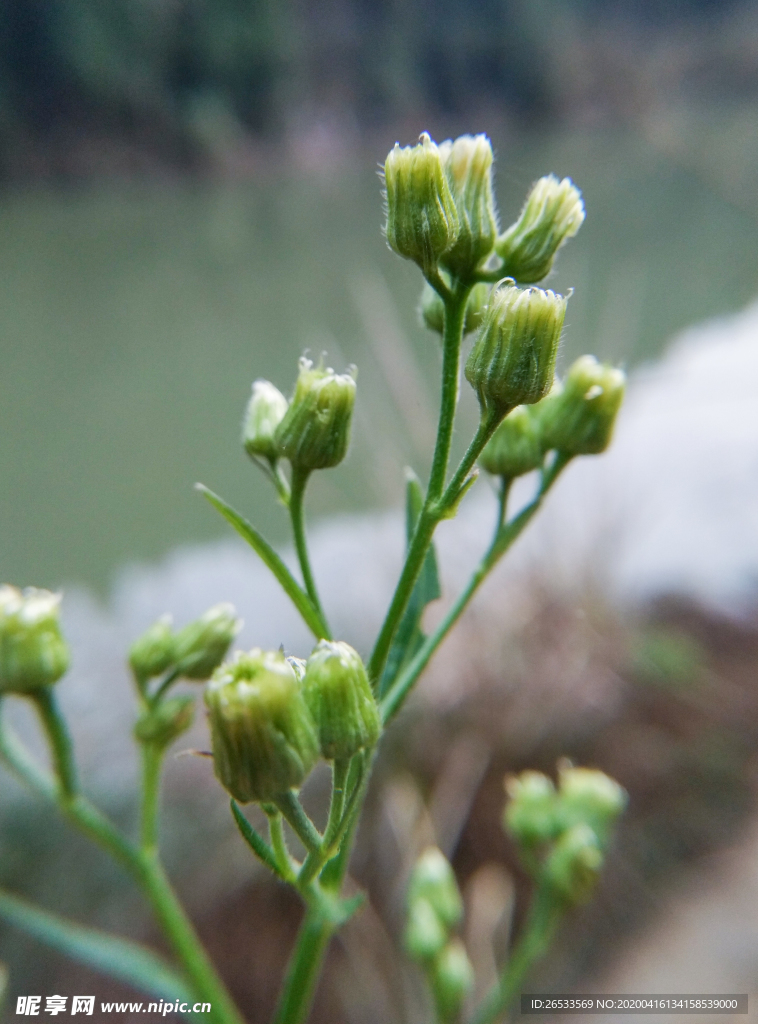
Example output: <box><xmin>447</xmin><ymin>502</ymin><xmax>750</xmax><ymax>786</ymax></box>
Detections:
<box><xmin>271</xmin><ymin>909</ymin><xmax>334</xmax><ymax>1024</ymax></box>
<box><xmin>139</xmin><ymin>854</ymin><xmax>246</xmax><ymax>1024</ymax></box>
<box><xmin>150</xmin><ymin>669</ymin><xmax>181</xmax><ymax>706</ymax></box>
<box><xmin>29</xmin><ymin>689</ymin><xmax>78</xmax><ymax>799</ymax></box>
<box><xmin>434</xmin><ymin>408</ymin><xmax>501</xmax><ymax>516</ymax></box>
<box><xmin>368</xmin><ymin>281</ymin><xmax>472</xmax><ymax>687</ymax></box>
<box><xmin>381</xmin><ymin>456</ymin><xmax>570</xmax><ymax>725</ymax></box>
<box><xmin>274</xmin><ymin>790</ymin><xmax>323</xmax><ymax>856</ymax></box>
<box><xmin>471</xmin><ymin>886</ymin><xmax>563</xmax><ymax>1024</ymax></box>
<box><xmin>1</xmin><ymin>706</ymin><xmax>243</xmax><ymax>1024</ymax></box>
<box><xmin>289</xmin><ymin>466</ymin><xmax>331</xmax><ymax>639</ymax></box>
<box><xmin>231</xmin><ymin>800</ymin><xmax>291</xmax><ymax>882</ymax></box>
<box><xmin>140</xmin><ymin>744</ymin><xmax>163</xmax><ymax>852</ymax></box>
<box><xmin>265</xmin><ymin>807</ymin><xmax>298</xmax><ymax>880</ymax></box>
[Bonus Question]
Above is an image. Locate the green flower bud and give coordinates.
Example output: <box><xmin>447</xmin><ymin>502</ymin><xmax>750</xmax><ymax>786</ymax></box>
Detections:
<box><xmin>479</xmin><ymin>405</ymin><xmax>543</xmax><ymax>479</ymax></box>
<box><xmin>0</xmin><ymin>585</ymin><xmax>70</xmax><ymax>694</ymax></box>
<box><xmin>275</xmin><ymin>358</ymin><xmax>356</xmax><ymax>471</ymax></box>
<box><xmin>420</xmin><ymin>281</ymin><xmax>490</xmax><ymax>336</ymax></box>
<box><xmin>543</xmin><ymin>823</ymin><xmax>603</xmax><ymax>906</ymax></box>
<box><xmin>128</xmin><ymin>615</ymin><xmax>175</xmax><ymax>683</ymax></box>
<box><xmin>242</xmin><ymin>380</ymin><xmax>289</xmax><ymax>463</ymax></box>
<box><xmin>404</xmin><ymin>897</ymin><xmax>448</xmax><ymax>963</ymax></box>
<box><xmin>205</xmin><ymin>648</ymin><xmax>319</xmax><ymax>804</ymax></box>
<box><xmin>173</xmin><ymin>604</ymin><xmax>242</xmax><ymax>681</ymax></box>
<box><xmin>430</xmin><ymin>939</ymin><xmax>475</xmax><ymax>1021</ymax></box>
<box><xmin>286</xmin><ymin>656</ymin><xmax>307</xmax><ymax>682</ymax></box>
<box><xmin>302</xmin><ymin>640</ymin><xmax>380</xmax><ymax>760</ymax></box>
<box><xmin>496</xmin><ymin>175</ymin><xmax>585</xmax><ymax>283</ymax></box>
<box><xmin>384</xmin><ymin>132</ymin><xmax>460</xmax><ymax>274</ymax></box>
<box><xmin>465</xmin><ymin>283</ymin><xmax>567</xmax><ymax>417</ymax></box>
<box><xmin>503</xmin><ymin>770</ymin><xmax>562</xmax><ymax>848</ymax></box>
<box><xmin>558</xmin><ymin>764</ymin><xmax>627</xmax><ymax>846</ymax></box>
<box><xmin>134</xmin><ymin>695</ymin><xmax>195</xmax><ymax>748</ymax></box>
<box><xmin>538</xmin><ymin>355</ymin><xmax>625</xmax><ymax>456</ymax></box>
<box><xmin>439</xmin><ymin>134</ymin><xmax>498</xmax><ymax>277</ymax></box>
<box><xmin>408</xmin><ymin>847</ymin><xmax>463</xmax><ymax>930</ymax></box>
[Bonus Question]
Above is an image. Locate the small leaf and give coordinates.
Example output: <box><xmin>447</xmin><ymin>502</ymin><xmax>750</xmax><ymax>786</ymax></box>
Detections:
<box><xmin>0</xmin><ymin>888</ymin><xmax>193</xmax><ymax>1005</ymax></box>
<box><xmin>197</xmin><ymin>485</ymin><xmax>329</xmax><ymax>639</ymax></box>
<box><xmin>379</xmin><ymin>471</ymin><xmax>441</xmax><ymax>698</ymax></box>
<box><xmin>230</xmin><ymin>800</ymin><xmax>291</xmax><ymax>882</ymax></box>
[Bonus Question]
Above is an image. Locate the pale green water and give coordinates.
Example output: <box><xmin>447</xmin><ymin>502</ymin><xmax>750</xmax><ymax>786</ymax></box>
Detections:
<box><xmin>2</xmin><ymin>129</ymin><xmax>757</xmax><ymax>592</ymax></box>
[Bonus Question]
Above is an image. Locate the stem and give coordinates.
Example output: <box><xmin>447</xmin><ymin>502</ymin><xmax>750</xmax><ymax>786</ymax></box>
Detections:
<box><xmin>140</xmin><ymin>744</ymin><xmax>163</xmax><ymax>852</ymax></box>
<box><xmin>381</xmin><ymin>456</ymin><xmax>570</xmax><ymax>725</ymax></box>
<box><xmin>266</xmin><ymin>808</ymin><xmax>298</xmax><ymax>880</ymax></box>
<box><xmin>435</xmin><ymin>408</ymin><xmax>501</xmax><ymax>515</ymax></box>
<box><xmin>471</xmin><ymin>886</ymin><xmax>563</xmax><ymax>1024</ymax></box>
<box><xmin>1</xmin><ymin>708</ymin><xmax>243</xmax><ymax>1024</ymax></box>
<box><xmin>139</xmin><ymin>854</ymin><xmax>246</xmax><ymax>1024</ymax></box>
<box><xmin>150</xmin><ymin>669</ymin><xmax>181</xmax><ymax>706</ymax></box>
<box><xmin>368</xmin><ymin>281</ymin><xmax>471</xmax><ymax>686</ymax></box>
<box><xmin>29</xmin><ymin>689</ymin><xmax>78</xmax><ymax>799</ymax></box>
<box><xmin>274</xmin><ymin>790</ymin><xmax>323</xmax><ymax>856</ymax></box>
<box><xmin>289</xmin><ymin>466</ymin><xmax>331</xmax><ymax>639</ymax></box>
<box><xmin>272</xmin><ymin>909</ymin><xmax>334</xmax><ymax>1024</ymax></box>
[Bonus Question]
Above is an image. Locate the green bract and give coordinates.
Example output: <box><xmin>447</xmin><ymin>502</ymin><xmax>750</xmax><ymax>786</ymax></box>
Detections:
<box><xmin>420</xmin><ymin>280</ymin><xmax>490</xmax><ymax>336</ymax></box>
<box><xmin>465</xmin><ymin>283</ymin><xmax>567</xmax><ymax>417</ymax></box>
<box><xmin>384</xmin><ymin>132</ymin><xmax>460</xmax><ymax>274</ymax></box>
<box><xmin>439</xmin><ymin>134</ymin><xmax>498</xmax><ymax>277</ymax></box>
<box><xmin>538</xmin><ymin>355</ymin><xmax>626</xmax><ymax>456</ymax></box>
<box><xmin>275</xmin><ymin>358</ymin><xmax>356</xmax><ymax>471</ymax></box>
<box><xmin>496</xmin><ymin>175</ymin><xmax>585</xmax><ymax>284</ymax></box>
<box><xmin>0</xmin><ymin>585</ymin><xmax>70</xmax><ymax>694</ymax></box>
<box><xmin>173</xmin><ymin>603</ymin><xmax>242</xmax><ymax>680</ymax></box>
<box><xmin>503</xmin><ymin>770</ymin><xmax>562</xmax><ymax>848</ymax></box>
<box><xmin>302</xmin><ymin>640</ymin><xmax>380</xmax><ymax>760</ymax></box>
<box><xmin>205</xmin><ymin>648</ymin><xmax>319</xmax><ymax>804</ymax></box>
<box><xmin>242</xmin><ymin>379</ymin><xmax>289</xmax><ymax>463</ymax></box>
<box><xmin>479</xmin><ymin>404</ymin><xmax>544</xmax><ymax>479</ymax></box>
<box><xmin>134</xmin><ymin>695</ymin><xmax>195</xmax><ymax>749</ymax></box>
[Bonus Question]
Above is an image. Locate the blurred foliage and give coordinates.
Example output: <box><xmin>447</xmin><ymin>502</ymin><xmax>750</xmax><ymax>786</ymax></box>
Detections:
<box><xmin>0</xmin><ymin>0</ymin><xmax>755</xmax><ymax>177</ymax></box>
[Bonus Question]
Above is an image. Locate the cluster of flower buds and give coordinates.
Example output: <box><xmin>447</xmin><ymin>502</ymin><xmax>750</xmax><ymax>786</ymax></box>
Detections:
<box><xmin>503</xmin><ymin>763</ymin><xmax>626</xmax><ymax>907</ymax></box>
<box><xmin>243</xmin><ymin>358</ymin><xmax>357</xmax><ymax>476</ymax></box>
<box><xmin>496</xmin><ymin>175</ymin><xmax>585</xmax><ymax>284</ymax></box>
<box><xmin>205</xmin><ymin>640</ymin><xmax>380</xmax><ymax>804</ymax></box>
<box><xmin>0</xmin><ymin>586</ymin><xmax>70</xmax><ymax>695</ymax></box>
<box><xmin>465</xmin><ymin>282</ymin><xmax>567</xmax><ymax>418</ymax></box>
<box><xmin>405</xmin><ymin>847</ymin><xmax>474</xmax><ymax>1021</ymax></box>
<box><xmin>128</xmin><ymin>604</ymin><xmax>241</xmax><ymax>688</ymax></box>
<box><xmin>479</xmin><ymin>354</ymin><xmax>625</xmax><ymax>478</ymax></box>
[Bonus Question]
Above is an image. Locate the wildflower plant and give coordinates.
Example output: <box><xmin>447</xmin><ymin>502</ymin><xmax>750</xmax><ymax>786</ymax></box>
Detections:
<box><xmin>0</xmin><ymin>132</ymin><xmax>626</xmax><ymax>1024</ymax></box>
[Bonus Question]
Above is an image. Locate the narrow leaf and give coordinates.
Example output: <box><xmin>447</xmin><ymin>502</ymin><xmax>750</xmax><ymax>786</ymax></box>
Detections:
<box><xmin>379</xmin><ymin>471</ymin><xmax>441</xmax><ymax>698</ymax></box>
<box><xmin>197</xmin><ymin>484</ymin><xmax>328</xmax><ymax>639</ymax></box>
<box><xmin>230</xmin><ymin>800</ymin><xmax>290</xmax><ymax>882</ymax></box>
<box><xmin>0</xmin><ymin>888</ymin><xmax>193</xmax><ymax>1005</ymax></box>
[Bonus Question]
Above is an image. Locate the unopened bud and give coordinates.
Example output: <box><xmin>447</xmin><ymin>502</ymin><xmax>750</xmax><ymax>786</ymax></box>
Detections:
<box><xmin>430</xmin><ymin>939</ymin><xmax>475</xmax><ymax>1021</ymax></box>
<box><xmin>539</xmin><ymin>355</ymin><xmax>625</xmax><ymax>456</ymax></box>
<box><xmin>404</xmin><ymin>897</ymin><xmax>448</xmax><ymax>962</ymax></box>
<box><xmin>439</xmin><ymin>134</ymin><xmax>498</xmax><ymax>277</ymax></box>
<box><xmin>384</xmin><ymin>133</ymin><xmax>460</xmax><ymax>274</ymax></box>
<box><xmin>303</xmin><ymin>640</ymin><xmax>380</xmax><ymax>760</ymax></box>
<box><xmin>408</xmin><ymin>847</ymin><xmax>463</xmax><ymax>930</ymax></box>
<box><xmin>275</xmin><ymin>358</ymin><xmax>356</xmax><ymax>471</ymax></box>
<box><xmin>205</xmin><ymin>648</ymin><xmax>319</xmax><ymax>803</ymax></box>
<box><xmin>479</xmin><ymin>405</ymin><xmax>543</xmax><ymax>479</ymax></box>
<box><xmin>129</xmin><ymin>615</ymin><xmax>175</xmax><ymax>683</ymax></box>
<box><xmin>0</xmin><ymin>586</ymin><xmax>69</xmax><ymax>694</ymax></box>
<box><xmin>242</xmin><ymin>380</ymin><xmax>289</xmax><ymax>463</ymax></box>
<box><xmin>496</xmin><ymin>175</ymin><xmax>584</xmax><ymax>283</ymax></box>
<box><xmin>558</xmin><ymin>764</ymin><xmax>627</xmax><ymax>846</ymax></box>
<box><xmin>503</xmin><ymin>770</ymin><xmax>562</xmax><ymax>848</ymax></box>
<box><xmin>134</xmin><ymin>695</ymin><xmax>195</xmax><ymax>748</ymax></box>
<box><xmin>420</xmin><ymin>281</ymin><xmax>490</xmax><ymax>336</ymax></box>
<box><xmin>543</xmin><ymin>823</ymin><xmax>603</xmax><ymax>905</ymax></box>
<box><xmin>173</xmin><ymin>604</ymin><xmax>242</xmax><ymax>681</ymax></box>
<box><xmin>465</xmin><ymin>284</ymin><xmax>567</xmax><ymax>417</ymax></box>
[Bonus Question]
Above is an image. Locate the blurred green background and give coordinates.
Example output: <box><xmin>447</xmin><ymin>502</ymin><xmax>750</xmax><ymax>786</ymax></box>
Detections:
<box><xmin>1</xmin><ymin>0</ymin><xmax>758</xmax><ymax>592</ymax></box>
